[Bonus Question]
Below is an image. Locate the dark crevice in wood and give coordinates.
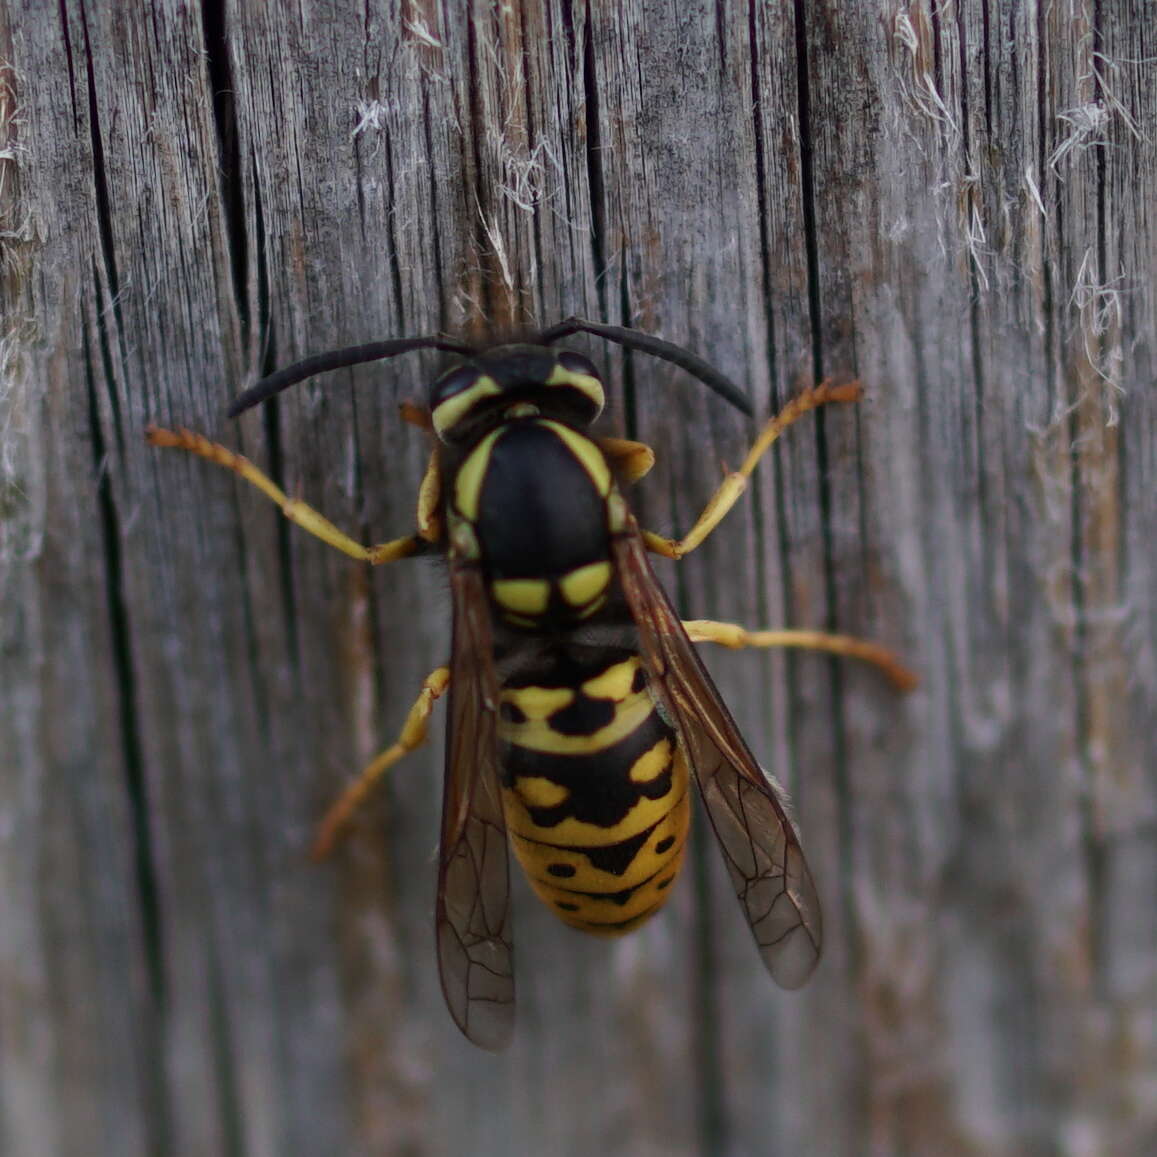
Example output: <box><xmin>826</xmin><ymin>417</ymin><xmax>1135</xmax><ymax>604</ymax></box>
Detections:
<box><xmin>421</xmin><ymin>83</ymin><xmax>450</xmax><ymax>327</ymax></box>
<box><xmin>517</xmin><ymin>1</ymin><xmax>545</xmax><ymax>325</ymax></box>
<box><xmin>981</xmin><ymin>0</ymin><xmax>994</xmax><ymax>142</ymax></box>
<box><xmin>83</xmin><ymin>308</ymin><xmax>171</xmax><ymax>1157</ymax></box>
<box><xmin>57</xmin><ymin>0</ymin><xmax>80</xmax><ymax>128</ymax></box>
<box><xmin>250</xmin><ymin>154</ymin><xmax>273</xmax><ymax>378</ymax></box>
<box><xmin>251</xmin><ymin>174</ymin><xmax>300</xmax><ymax>673</ymax></box>
<box><xmin>1036</xmin><ymin>8</ymin><xmax>1056</xmax><ymax>418</ymax></box>
<box><xmin>747</xmin><ymin>0</ymin><xmax>801</xmax><ymax>818</ymax></box>
<box><xmin>745</xmin><ymin>0</ymin><xmax>776</xmax><ymax>408</ymax></box>
<box><xmin>377</xmin><ymin>91</ymin><xmax>406</xmax><ymax>332</ymax></box>
<box><xmin>953</xmin><ymin>2</ymin><xmax>990</xmax><ymax>537</ymax></box>
<box><xmin>617</xmin><ymin>262</ymin><xmax>638</xmax><ymax>441</ymax></box>
<box><xmin>1074</xmin><ymin>0</ymin><xmax>1109</xmax><ymax>991</ymax></box>
<box><xmin>690</xmin><ymin>809</ymin><xmax>727</xmax><ymax>1157</ymax></box>
<box><xmin>207</xmin><ymin>949</ymin><xmax>246</xmax><ymax>1157</ymax></box>
<box><xmin>694</xmin><ymin>32</ymin><xmax>731</xmax><ymax>1147</ymax></box>
<box><xmin>201</xmin><ymin>0</ymin><xmax>250</xmax><ymax>341</ymax></box>
<box><xmin>463</xmin><ymin>3</ymin><xmax>493</xmax><ymax>323</ymax></box>
<box><xmin>792</xmin><ymin>3</ymin><xmax>858</xmax><ymax>1031</ymax></box>
<box><xmin>580</xmin><ymin>1</ymin><xmax>610</xmax><ymax>321</ymax></box>
<box><xmin>789</xmin><ymin>0</ymin><xmax>822</xmax><ymax>381</ymax></box>
<box><xmin>931</xmin><ymin>0</ymin><xmax>944</xmax><ymax>98</ymax></box>
<box><xmin>264</xmin><ymin>383</ymin><xmax>301</xmax><ymax>671</ymax></box>
<box><xmin>80</xmin><ymin>2</ymin><xmax>124</xmax><ymax>452</ymax></box>
<box><xmin>713</xmin><ymin>0</ymin><xmax>727</xmax><ymax>75</ymax></box>
<box><xmin>744</xmin><ymin>5</ymin><xmax>778</xmax><ymax>575</ymax></box>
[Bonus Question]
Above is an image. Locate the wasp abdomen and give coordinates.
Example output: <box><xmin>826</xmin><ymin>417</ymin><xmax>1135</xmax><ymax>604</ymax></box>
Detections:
<box><xmin>497</xmin><ymin>655</ymin><xmax>691</xmax><ymax>934</ymax></box>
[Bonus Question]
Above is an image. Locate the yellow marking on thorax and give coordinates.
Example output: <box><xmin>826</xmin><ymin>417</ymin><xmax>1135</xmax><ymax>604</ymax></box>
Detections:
<box><xmin>629</xmin><ymin>737</ymin><xmax>672</xmax><ymax>783</ymax></box>
<box><xmin>559</xmin><ymin>561</ymin><xmax>611</xmax><ymax>608</ymax></box>
<box><xmin>492</xmin><ymin>577</ymin><xmax>551</xmax><ymax>615</ymax></box>
<box><xmin>432</xmin><ymin>374</ymin><xmax>501</xmax><ymax>438</ymax></box>
<box><xmin>454</xmin><ymin>427</ymin><xmax>503</xmax><ymax>520</ymax></box>
<box><xmin>540</xmin><ymin>421</ymin><xmax>612</xmax><ymax>496</ymax></box>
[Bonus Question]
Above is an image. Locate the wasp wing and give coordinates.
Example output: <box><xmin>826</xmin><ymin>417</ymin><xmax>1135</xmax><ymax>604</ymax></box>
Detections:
<box><xmin>435</xmin><ymin>561</ymin><xmax>515</xmax><ymax>1049</ymax></box>
<box><xmin>612</xmin><ymin>522</ymin><xmax>822</xmax><ymax>987</ymax></box>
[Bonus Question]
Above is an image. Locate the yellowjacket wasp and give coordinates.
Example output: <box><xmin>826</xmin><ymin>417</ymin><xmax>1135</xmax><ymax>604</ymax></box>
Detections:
<box><xmin>148</xmin><ymin>318</ymin><xmax>915</xmax><ymax>1049</ymax></box>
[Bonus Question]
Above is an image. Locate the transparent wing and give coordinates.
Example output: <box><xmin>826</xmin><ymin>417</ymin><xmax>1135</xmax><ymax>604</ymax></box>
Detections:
<box><xmin>435</xmin><ymin>562</ymin><xmax>515</xmax><ymax>1049</ymax></box>
<box><xmin>612</xmin><ymin>523</ymin><xmax>822</xmax><ymax>987</ymax></box>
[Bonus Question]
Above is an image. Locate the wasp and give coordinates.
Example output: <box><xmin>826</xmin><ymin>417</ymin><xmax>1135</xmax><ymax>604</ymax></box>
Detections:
<box><xmin>147</xmin><ymin>318</ymin><xmax>915</xmax><ymax>1049</ymax></box>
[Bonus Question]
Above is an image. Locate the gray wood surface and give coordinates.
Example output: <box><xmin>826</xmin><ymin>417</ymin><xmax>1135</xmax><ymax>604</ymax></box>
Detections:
<box><xmin>2</xmin><ymin>3</ymin><xmax>1155</xmax><ymax>1155</ymax></box>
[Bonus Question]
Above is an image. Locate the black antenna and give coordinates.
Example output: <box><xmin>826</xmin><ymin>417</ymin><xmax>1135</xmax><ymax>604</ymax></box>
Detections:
<box><xmin>536</xmin><ymin>317</ymin><xmax>752</xmax><ymax>417</ymax></box>
<box><xmin>227</xmin><ymin>336</ymin><xmax>474</xmax><ymax>418</ymax></box>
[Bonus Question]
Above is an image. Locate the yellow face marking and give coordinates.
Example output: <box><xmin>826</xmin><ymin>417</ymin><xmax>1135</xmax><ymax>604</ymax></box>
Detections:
<box><xmin>629</xmin><ymin>737</ymin><xmax>672</xmax><ymax>783</ymax></box>
<box><xmin>581</xmin><ymin>656</ymin><xmax>642</xmax><ymax>702</ymax></box>
<box><xmin>500</xmin><ymin>684</ymin><xmax>575</xmax><ymax>721</ymax></box>
<box><xmin>514</xmin><ymin>776</ymin><xmax>570</xmax><ymax>809</ymax></box>
<box><xmin>559</xmin><ymin>561</ymin><xmax>611</xmax><ymax>607</ymax></box>
<box><xmin>546</xmin><ymin>363</ymin><xmax>605</xmax><ymax>415</ymax></box>
<box><xmin>499</xmin><ymin>686</ymin><xmax>652</xmax><ymax>754</ymax></box>
<box><xmin>453</xmin><ymin>428</ymin><xmax>503</xmax><ymax>520</ymax></box>
<box><xmin>492</xmin><ymin>578</ymin><xmax>550</xmax><ymax>616</ymax></box>
<box><xmin>432</xmin><ymin>374</ymin><xmax>501</xmax><ymax>438</ymax></box>
<box><xmin>541</xmin><ymin>421</ymin><xmax>612</xmax><ymax>496</ymax></box>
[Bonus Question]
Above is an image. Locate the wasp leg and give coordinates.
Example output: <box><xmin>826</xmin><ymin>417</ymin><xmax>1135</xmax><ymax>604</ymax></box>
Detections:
<box><xmin>682</xmin><ymin>619</ymin><xmax>918</xmax><ymax>692</ymax></box>
<box><xmin>643</xmin><ymin>380</ymin><xmax>863</xmax><ymax>559</ymax></box>
<box><xmin>598</xmin><ymin>437</ymin><xmax>655</xmax><ymax>484</ymax></box>
<box><xmin>146</xmin><ymin>426</ymin><xmax>424</xmax><ymax>563</ymax></box>
<box><xmin>311</xmin><ymin>666</ymin><xmax>452</xmax><ymax>859</ymax></box>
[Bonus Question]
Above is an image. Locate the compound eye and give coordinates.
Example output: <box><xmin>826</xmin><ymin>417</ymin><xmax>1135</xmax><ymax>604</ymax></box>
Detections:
<box><xmin>431</xmin><ymin>364</ymin><xmax>480</xmax><ymax>406</ymax></box>
<box><xmin>430</xmin><ymin>364</ymin><xmax>502</xmax><ymax>440</ymax></box>
<box><xmin>556</xmin><ymin>351</ymin><xmax>600</xmax><ymax>380</ymax></box>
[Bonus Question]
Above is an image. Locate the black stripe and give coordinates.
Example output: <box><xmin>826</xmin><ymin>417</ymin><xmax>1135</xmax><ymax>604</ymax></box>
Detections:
<box><xmin>564</xmin><ymin>902</ymin><xmax>666</xmax><ymax>933</ymax></box>
<box><xmin>528</xmin><ymin>849</ymin><xmax>688</xmax><ymax>903</ymax></box>
<box><xmin>503</xmin><ymin>710</ymin><xmax>675</xmax><ymax>829</ymax></box>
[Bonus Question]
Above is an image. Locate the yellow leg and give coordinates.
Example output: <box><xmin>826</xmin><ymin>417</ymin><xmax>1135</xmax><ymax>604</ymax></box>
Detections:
<box><xmin>146</xmin><ymin>426</ymin><xmax>423</xmax><ymax>564</ymax></box>
<box><xmin>311</xmin><ymin>666</ymin><xmax>451</xmax><ymax>859</ymax></box>
<box><xmin>682</xmin><ymin>618</ymin><xmax>918</xmax><ymax>692</ymax></box>
<box><xmin>644</xmin><ymin>380</ymin><xmax>863</xmax><ymax>559</ymax></box>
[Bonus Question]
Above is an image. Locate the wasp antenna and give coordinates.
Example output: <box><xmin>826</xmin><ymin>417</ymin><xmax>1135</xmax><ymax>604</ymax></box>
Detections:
<box><xmin>536</xmin><ymin>317</ymin><xmax>753</xmax><ymax>417</ymax></box>
<box><xmin>227</xmin><ymin>336</ymin><xmax>475</xmax><ymax>418</ymax></box>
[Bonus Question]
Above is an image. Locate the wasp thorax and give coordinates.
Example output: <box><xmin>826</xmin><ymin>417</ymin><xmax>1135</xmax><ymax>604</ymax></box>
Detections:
<box><xmin>429</xmin><ymin>345</ymin><xmax>605</xmax><ymax>443</ymax></box>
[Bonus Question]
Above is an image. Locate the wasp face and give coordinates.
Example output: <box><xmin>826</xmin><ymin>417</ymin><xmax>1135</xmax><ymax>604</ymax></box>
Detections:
<box><xmin>428</xmin><ymin>344</ymin><xmax>605</xmax><ymax>443</ymax></box>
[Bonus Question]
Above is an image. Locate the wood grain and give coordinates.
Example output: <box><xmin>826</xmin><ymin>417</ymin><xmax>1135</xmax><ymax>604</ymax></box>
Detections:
<box><xmin>2</xmin><ymin>3</ymin><xmax>1154</xmax><ymax>1155</ymax></box>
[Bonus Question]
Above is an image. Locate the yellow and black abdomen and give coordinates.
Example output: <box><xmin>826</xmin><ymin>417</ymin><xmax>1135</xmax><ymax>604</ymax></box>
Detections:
<box><xmin>497</xmin><ymin>655</ymin><xmax>691</xmax><ymax>934</ymax></box>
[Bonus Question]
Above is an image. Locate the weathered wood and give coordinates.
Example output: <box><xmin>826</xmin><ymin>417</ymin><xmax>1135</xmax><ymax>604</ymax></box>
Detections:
<box><xmin>2</xmin><ymin>2</ymin><xmax>1154</xmax><ymax>1154</ymax></box>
